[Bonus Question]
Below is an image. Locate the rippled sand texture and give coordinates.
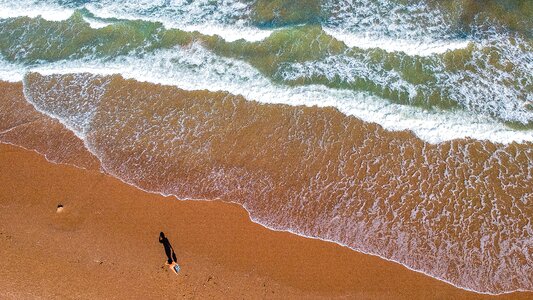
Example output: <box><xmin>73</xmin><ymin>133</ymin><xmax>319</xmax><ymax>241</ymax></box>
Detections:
<box><xmin>17</xmin><ymin>73</ymin><xmax>533</xmax><ymax>293</ymax></box>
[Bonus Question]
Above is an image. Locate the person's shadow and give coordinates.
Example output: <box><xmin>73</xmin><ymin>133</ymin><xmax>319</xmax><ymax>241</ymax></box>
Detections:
<box><xmin>159</xmin><ymin>232</ymin><xmax>177</xmax><ymax>264</ymax></box>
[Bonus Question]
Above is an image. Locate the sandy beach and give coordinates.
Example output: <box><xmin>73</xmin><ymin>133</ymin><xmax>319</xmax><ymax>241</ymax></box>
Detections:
<box><xmin>1</xmin><ymin>0</ymin><xmax>532</xmax><ymax>297</ymax></box>
<box><xmin>0</xmin><ymin>143</ymin><xmax>531</xmax><ymax>299</ymax></box>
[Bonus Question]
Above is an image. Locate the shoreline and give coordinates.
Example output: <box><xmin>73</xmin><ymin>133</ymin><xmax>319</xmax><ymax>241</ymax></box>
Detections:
<box><xmin>6</xmin><ymin>140</ymin><xmax>533</xmax><ymax>297</ymax></box>
<box><xmin>1</xmin><ymin>142</ymin><xmax>532</xmax><ymax>299</ymax></box>
<box><xmin>2</xmin><ymin>76</ymin><xmax>533</xmax><ymax>295</ymax></box>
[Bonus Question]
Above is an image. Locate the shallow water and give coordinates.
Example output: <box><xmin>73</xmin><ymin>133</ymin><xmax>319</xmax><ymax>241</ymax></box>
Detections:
<box><xmin>0</xmin><ymin>74</ymin><xmax>530</xmax><ymax>293</ymax></box>
<box><xmin>0</xmin><ymin>1</ymin><xmax>532</xmax><ymax>134</ymax></box>
<box><xmin>0</xmin><ymin>0</ymin><xmax>532</xmax><ymax>294</ymax></box>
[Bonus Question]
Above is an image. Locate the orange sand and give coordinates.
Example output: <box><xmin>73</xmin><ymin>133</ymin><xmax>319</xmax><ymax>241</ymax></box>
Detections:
<box><xmin>17</xmin><ymin>74</ymin><xmax>533</xmax><ymax>293</ymax></box>
<box><xmin>0</xmin><ymin>143</ymin><xmax>531</xmax><ymax>299</ymax></box>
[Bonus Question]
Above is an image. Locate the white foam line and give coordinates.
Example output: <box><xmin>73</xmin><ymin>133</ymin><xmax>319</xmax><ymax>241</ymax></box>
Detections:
<box><xmin>21</xmin><ymin>76</ymin><xmax>87</xmax><ymax>140</ymax></box>
<box><xmin>0</xmin><ymin>118</ymin><xmax>43</xmax><ymax>136</ymax></box>
<box><xmin>5</xmin><ymin>45</ymin><xmax>533</xmax><ymax>145</ymax></box>
<box><xmin>12</xmin><ymin>64</ymin><xmax>533</xmax><ymax>294</ymax></box>
<box><xmin>0</xmin><ymin>2</ymin><xmax>471</xmax><ymax>50</ymax></box>
<box><xmin>0</xmin><ymin>3</ymin><xmax>74</xmax><ymax>21</ymax></box>
<box><xmin>82</xmin><ymin>4</ymin><xmax>273</xmax><ymax>43</ymax></box>
<box><xmin>2</xmin><ymin>120</ymin><xmax>527</xmax><ymax>295</ymax></box>
<box><xmin>179</xmin><ymin>23</ymin><xmax>273</xmax><ymax>42</ymax></box>
<box><xmin>89</xmin><ymin>165</ymin><xmax>533</xmax><ymax>295</ymax></box>
<box><xmin>82</xmin><ymin>17</ymin><xmax>112</xmax><ymax>29</ymax></box>
<box><xmin>324</xmin><ymin>28</ymin><xmax>471</xmax><ymax>56</ymax></box>
<box><xmin>0</xmin><ymin>2</ymin><xmax>273</xmax><ymax>43</ymax></box>
<box><xmin>241</xmin><ymin>206</ymin><xmax>531</xmax><ymax>296</ymax></box>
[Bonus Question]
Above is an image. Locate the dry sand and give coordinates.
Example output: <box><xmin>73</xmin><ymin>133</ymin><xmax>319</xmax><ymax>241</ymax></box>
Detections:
<box><xmin>0</xmin><ymin>143</ymin><xmax>531</xmax><ymax>299</ymax></box>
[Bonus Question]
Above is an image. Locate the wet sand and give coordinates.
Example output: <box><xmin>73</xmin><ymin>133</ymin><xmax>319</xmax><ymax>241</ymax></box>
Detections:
<box><xmin>13</xmin><ymin>74</ymin><xmax>533</xmax><ymax>292</ymax></box>
<box><xmin>0</xmin><ymin>143</ymin><xmax>531</xmax><ymax>299</ymax></box>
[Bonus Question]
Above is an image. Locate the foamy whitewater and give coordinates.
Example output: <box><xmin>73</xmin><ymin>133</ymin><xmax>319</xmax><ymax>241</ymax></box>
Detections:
<box><xmin>0</xmin><ymin>0</ymin><xmax>532</xmax><ymax>295</ymax></box>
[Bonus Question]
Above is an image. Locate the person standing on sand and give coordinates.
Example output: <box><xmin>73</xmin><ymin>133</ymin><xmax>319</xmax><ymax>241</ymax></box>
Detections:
<box><xmin>159</xmin><ymin>232</ymin><xmax>176</xmax><ymax>264</ymax></box>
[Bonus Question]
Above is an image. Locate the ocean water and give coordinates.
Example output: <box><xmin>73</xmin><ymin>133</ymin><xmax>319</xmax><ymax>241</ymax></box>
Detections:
<box><xmin>0</xmin><ymin>0</ymin><xmax>532</xmax><ymax>294</ymax></box>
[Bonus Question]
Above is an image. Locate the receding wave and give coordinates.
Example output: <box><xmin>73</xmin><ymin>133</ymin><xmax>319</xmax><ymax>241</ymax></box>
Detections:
<box><xmin>0</xmin><ymin>80</ymin><xmax>100</xmax><ymax>169</ymax></box>
<box><xmin>5</xmin><ymin>73</ymin><xmax>530</xmax><ymax>294</ymax></box>
<box><xmin>2</xmin><ymin>0</ymin><xmax>531</xmax><ymax>37</ymax></box>
<box><xmin>0</xmin><ymin>43</ymin><xmax>530</xmax><ymax>144</ymax></box>
<box><xmin>0</xmin><ymin>13</ymin><xmax>532</xmax><ymax>138</ymax></box>
<box><xmin>1</xmin><ymin>1</ymin><xmax>532</xmax><ymax>293</ymax></box>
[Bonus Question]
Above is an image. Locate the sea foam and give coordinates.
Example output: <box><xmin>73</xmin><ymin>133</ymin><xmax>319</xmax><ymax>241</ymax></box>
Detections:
<box><xmin>2</xmin><ymin>44</ymin><xmax>531</xmax><ymax>144</ymax></box>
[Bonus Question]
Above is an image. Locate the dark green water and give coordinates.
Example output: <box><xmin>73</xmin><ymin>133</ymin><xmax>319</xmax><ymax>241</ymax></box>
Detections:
<box><xmin>1</xmin><ymin>3</ymin><xmax>531</xmax><ymax>126</ymax></box>
<box><xmin>1</xmin><ymin>0</ymin><xmax>532</xmax><ymax>294</ymax></box>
